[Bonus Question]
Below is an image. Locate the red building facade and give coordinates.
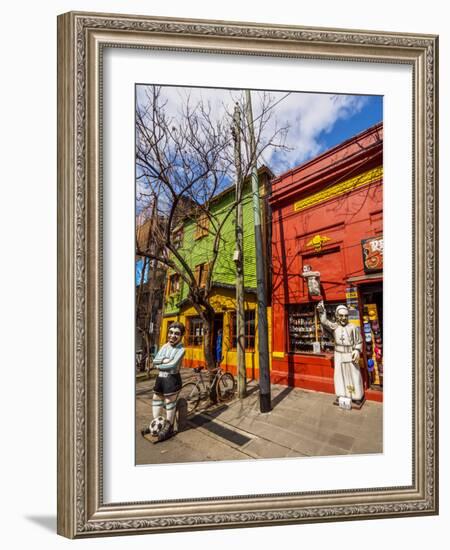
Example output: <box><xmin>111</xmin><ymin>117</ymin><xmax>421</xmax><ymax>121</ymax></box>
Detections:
<box><xmin>270</xmin><ymin>123</ymin><xmax>383</xmax><ymax>402</ymax></box>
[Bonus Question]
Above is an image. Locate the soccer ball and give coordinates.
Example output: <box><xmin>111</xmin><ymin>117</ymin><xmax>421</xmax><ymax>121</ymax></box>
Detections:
<box><xmin>149</xmin><ymin>416</ymin><xmax>165</xmax><ymax>436</ymax></box>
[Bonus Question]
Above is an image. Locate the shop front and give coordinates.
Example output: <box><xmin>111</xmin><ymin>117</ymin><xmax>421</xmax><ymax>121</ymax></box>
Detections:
<box><xmin>160</xmin><ymin>287</ymin><xmax>272</xmax><ymax>381</ymax></box>
<box><xmin>347</xmin><ymin>234</ymin><xmax>384</xmax><ymax>391</ymax></box>
<box><xmin>270</xmin><ymin>123</ymin><xmax>383</xmax><ymax>402</ymax></box>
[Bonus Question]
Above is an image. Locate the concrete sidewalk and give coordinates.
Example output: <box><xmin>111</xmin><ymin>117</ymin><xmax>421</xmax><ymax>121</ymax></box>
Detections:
<box><xmin>135</xmin><ymin>368</ymin><xmax>383</xmax><ymax>465</ymax></box>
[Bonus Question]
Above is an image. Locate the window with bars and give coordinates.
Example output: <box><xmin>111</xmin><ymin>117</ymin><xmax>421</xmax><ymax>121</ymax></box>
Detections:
<box><xmin>187</xmin><ymin>317</ymin><xmax>204</xmax><ymax>347</ymax></box>
<box><xmin>287</xmin><ymin>302</ymin><xmax>339</xmax><ymax>354</ymax></box>
<box><xmin>230</xmin><ymin>310</ymin><xmax>256</xmax><ymax>350</ymax></box>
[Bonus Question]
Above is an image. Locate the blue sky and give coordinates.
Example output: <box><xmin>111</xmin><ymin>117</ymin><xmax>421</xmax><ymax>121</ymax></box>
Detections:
<box><xmin>313</xmin><ymin>95</ymin><xmax>382</xmax><ymax>153</ymax></box>
<box><xmin>255</xmin><ymin>91</ymin><xmax>382</xmax><ymax>173</ymax></box>
<box><xmin>136</xmin><ymin>85</ymin><xmax>382</xmax><ymax>198</ymax></box>
<box><xmin>136</xmin><ymin>258</ymin><xmax>147</xmax><ymax>285</ymax></box>
<box><xmin>136</xmin><ymin>86</ymin><xmax>382</xmax><ymax>283</ymax></box>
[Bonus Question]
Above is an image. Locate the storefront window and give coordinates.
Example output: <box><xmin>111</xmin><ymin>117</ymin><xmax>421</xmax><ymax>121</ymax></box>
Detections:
<box><xmin>230</xmin><ymin>310</ymin><xmax>256</xmax><ymax>350</ymax></box>
<box><xmin>187</xmin><ymin>317</ymin><xmax>204</xmax><ymax>346</ymax></box>
<box><xmin>287</xmin><ymin>302</ymin><xmax>338</xmax><ymax>354</ymax></box>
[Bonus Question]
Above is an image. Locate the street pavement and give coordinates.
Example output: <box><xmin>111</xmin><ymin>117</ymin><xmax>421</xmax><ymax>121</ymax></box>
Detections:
<box><xmin>135</xmin><ymin>368</ymin><xmax>383</xmax><ymax>465</ymax></box>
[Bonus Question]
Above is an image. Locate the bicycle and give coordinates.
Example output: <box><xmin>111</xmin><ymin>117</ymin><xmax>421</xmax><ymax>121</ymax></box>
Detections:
<box><xmin>178</xmin><ymin>366</ymin><xmax>236</xmax><ymax>415</ymax></box>
<box><xmin>135</xmin><ymin>348</ymin><xmax>147</xmax><ymax>373</ymax></box>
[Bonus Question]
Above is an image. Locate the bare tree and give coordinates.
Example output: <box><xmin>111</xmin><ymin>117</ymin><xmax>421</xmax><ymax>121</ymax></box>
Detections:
<box><xmin>135</xmin><ymin>85</ymin><xmax>289</xmax><ymax>372</ymax></box>
<box><xmin>135</xmin><ymin>196</ymin><xmax>167</xmax><ymax>371</ymax></box>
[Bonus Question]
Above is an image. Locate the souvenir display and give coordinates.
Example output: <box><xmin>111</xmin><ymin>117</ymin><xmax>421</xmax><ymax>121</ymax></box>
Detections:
<box><xmin>287</xmin><ymin>299</ymin><xmax>383</xmax><ymax>388</ymax></box>
<box><xmin>288</xmin><ymin>303</ymin><xmax>337</xmax><ymax>353</ymax></box>
<box><xmin>362</xmin><ymin>303</ymin><xmax>383</xmax><ymax>386</ymax></box>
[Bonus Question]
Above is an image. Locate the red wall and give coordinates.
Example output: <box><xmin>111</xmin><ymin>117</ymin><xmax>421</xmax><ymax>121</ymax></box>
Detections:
<box><xmin>269</xmin><ymin>123</ymin><xmax>383</xmax><ymax>400</ymax></box>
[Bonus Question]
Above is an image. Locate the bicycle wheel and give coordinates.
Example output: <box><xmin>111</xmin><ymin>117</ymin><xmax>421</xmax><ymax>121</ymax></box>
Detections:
<box><xmin>178</xmin><ymin>382</ymin><xmax>201</xmax><ymax>414</ymax></box>
<box><xmin>216</xmin><ymin>372</ymin><xmax>236</xmax><ymax>402</ymax></box>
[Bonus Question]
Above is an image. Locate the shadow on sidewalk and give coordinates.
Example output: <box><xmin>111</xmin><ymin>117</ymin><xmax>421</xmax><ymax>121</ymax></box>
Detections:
<box><xmin>271</xmin><ymin>386</ymin><xmax>294</xmax><ymax>409</ymax></box>
<box><xmin>187</xmin><ymin>414</ymin><xmax>252</xmax><ymax>446</ymax></box>
<box><xmin>245</xmin><ymin>384</ymin><xmax>259</xmax><ymax>397</ymax></box>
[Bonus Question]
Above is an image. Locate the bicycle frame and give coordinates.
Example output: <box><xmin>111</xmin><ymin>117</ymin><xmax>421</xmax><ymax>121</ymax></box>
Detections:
<box><xmin>194</xmin><ymin>367</ymin><xmax>222</xmax><ymax>397</ymax></box>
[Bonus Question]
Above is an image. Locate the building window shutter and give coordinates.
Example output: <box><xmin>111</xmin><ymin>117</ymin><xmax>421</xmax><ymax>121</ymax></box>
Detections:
<box><xmin>194</xmin><ymin>265</ymin><xmax>201</xmax><ymax>286</ymax></box>
<box><xmin>195</xmin><ymin>213</ymin><xmax>209</xmax><ymax>239</ymax></box>
<box><xmin>201</xmin><ymin>262</ymin><xmax>210</xmax><ymax>288</ymax></box>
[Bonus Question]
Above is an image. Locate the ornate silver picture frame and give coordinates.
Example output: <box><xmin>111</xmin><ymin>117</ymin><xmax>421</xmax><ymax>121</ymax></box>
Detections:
<box><xmin>57</xmin><ymin>11</ymin><xmax>438</xmax><ymax>538</ymax></box>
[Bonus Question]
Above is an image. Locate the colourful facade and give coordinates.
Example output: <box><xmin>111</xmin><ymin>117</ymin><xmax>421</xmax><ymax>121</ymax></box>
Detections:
<box><xmin>269</xmin><ymin>123</ymin><xmax>384</xmax><ymax>402</ymax></box>
<box><xmin>161</xmin><ymin>168</ymin><xmax>273</xmax><ymax>379</ymax></box>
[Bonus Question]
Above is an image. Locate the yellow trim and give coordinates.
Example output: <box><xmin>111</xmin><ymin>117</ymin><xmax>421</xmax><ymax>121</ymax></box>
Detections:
<box><xmin>294</xmin><ymin>167</ymin><xmax>383</xmax><ymax>212</ymax></box>
<box><xmin>272</xmin><ymin>351</ymin><xmax>285</xmax><ymax>358</ymax></box>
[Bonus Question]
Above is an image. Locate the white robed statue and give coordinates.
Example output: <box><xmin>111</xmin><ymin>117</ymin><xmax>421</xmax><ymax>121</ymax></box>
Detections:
<box><xmin>317</xmin><ymin>301</ymin><xmax>364</xmax><ymax>401</ymax></box>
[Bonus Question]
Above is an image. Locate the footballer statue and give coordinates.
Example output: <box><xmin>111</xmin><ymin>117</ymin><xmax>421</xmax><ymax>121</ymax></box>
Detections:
<box><xmin>141</xmin><ymin>322</ymin><xmax>186</xmax><ymax>442</ymax></box>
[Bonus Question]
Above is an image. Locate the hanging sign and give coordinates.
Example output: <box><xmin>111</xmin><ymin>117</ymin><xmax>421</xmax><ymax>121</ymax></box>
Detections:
<box><xmin>301</xmin><ymin>265</ymin><xmax>321</xmax><ymax>296</ymax></box>
<box><xmin>361</xmin><ymin>236</ymin><xmax>383</xmax><ymax>273</ymax></box>
<box><xmin>345</xmin><ymin>286</ymin><xmax>360</xmax><ymax>322</ymax></box>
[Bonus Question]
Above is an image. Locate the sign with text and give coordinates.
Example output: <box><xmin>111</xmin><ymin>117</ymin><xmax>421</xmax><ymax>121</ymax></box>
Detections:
<box><xmin>346</xmin><ymin>286</ymin><xmax>360</xmax><ymax>323</ymax></box>
<box><xmin>361</xmin><ymin>236</ymin><xmax>383</xmax><ymax>273</ymax></box>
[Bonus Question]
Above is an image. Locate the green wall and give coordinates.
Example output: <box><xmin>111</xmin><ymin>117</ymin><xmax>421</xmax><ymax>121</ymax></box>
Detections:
<box><xmin>164</xmin><ymin>184</ymin><xmax>259</xmax><ymax>315</ymax></box>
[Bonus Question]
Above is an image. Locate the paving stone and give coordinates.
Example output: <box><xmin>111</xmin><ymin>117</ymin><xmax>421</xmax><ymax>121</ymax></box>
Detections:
<box><xmin>327</xmin><ymin>432</ymin><xmax>355</xmax><ymax>451</ymax></box>
<box><xmin>350</xmin><ymin>439</ymin><xmax>383</xmax><ymax>454</ymax></box>
<box><xmin>135</xmin><ymin>372</ymin><xmax>383</xmax><ymax>464</ymax></box>
<box><xmin>242</xmin><ymin>438</ymin><xmax>296</xmax><ymax>459</ymax></box>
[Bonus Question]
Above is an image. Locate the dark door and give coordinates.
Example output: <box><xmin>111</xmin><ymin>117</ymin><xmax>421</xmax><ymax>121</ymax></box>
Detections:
<box><xmin>212</xmin><ymin>314</ymin><xmax>224</xmax><ymax>364</ymax></box>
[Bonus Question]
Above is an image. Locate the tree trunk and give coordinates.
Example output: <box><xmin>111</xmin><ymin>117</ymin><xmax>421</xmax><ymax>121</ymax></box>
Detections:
<box><xmin>202</xmin><ymin>315</ymin><xmax>215</xmax><ymax>371</ymax></box>
<box><xmin>192</xmin><ymin>300</ymin><xmax>217</xmax><ymax>403</ymax></box>
<box><xmin>202</xmin><ymin>314</ymin><xmax>218</xmax><ymax>403</ymax></box>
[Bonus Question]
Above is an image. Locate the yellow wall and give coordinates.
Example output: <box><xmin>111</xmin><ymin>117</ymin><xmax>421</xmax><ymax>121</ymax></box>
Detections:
<box><xmin>159</xmin><ymin>288</ymin><xmax>272</xmax><ymax>378</ymax></box>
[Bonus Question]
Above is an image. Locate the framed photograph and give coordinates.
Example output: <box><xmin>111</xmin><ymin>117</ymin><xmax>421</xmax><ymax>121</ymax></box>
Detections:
<box><xmin>57</xmin><ymin>11</ymin><xmax>438</xmax><ymax>538</ymax></box>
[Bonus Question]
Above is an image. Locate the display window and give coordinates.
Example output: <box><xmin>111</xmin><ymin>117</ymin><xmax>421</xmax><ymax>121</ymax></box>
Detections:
<box><xmin>287</xmin><ymin>302</ymin><xmax>339</xmax><ymax>354</ymax></box>
<box><xmin>186</xmin><ymin>316</ymin><xmax>204</xmax><ymax>347</ymax></box>
<box><xmin>230</xmin><ymin>310</ymin><xmax>256</xmax><ymax>350</ymax></box>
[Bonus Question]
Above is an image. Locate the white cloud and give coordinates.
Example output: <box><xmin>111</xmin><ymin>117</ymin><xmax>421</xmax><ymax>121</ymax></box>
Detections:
<box><xmin>137</xmin><ymin>85</ymin><xmax>233</xmax><ymax>123</ymax></box>
<box><xmin>136</xmin><ymin>85</ymin><xmax>368</xmax><ymax>176</ymax></box>
<box><xmin>253</xmin><ymin>91</ymin><xmax>368</xmax><ymax>174</ymax></box>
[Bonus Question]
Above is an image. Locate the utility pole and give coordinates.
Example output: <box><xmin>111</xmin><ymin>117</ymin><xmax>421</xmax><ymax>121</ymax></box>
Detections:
<box><xmin>232</xmin><ymin>102</ymin><xmax>247</xmax><ymax>398</ymax></box>
<box><xmin>245</xmin><ymin>90</ymin><xmax>271</xmax><ymax>413</ymax></box>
